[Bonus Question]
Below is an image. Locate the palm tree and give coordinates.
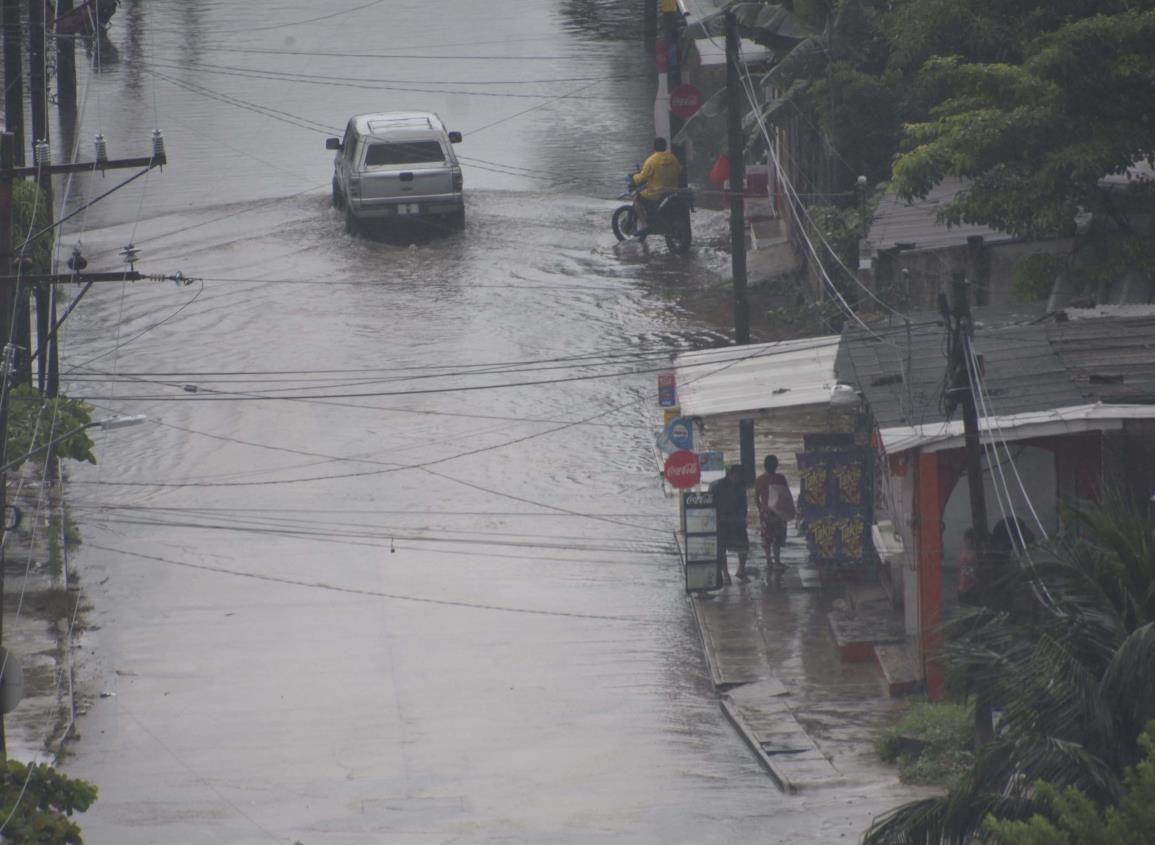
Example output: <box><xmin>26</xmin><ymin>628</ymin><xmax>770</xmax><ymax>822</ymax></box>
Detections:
<box><xmin>865</xmin><ymin>496</ymin><xmax>1155</xmax><ymax>843</ymax></box>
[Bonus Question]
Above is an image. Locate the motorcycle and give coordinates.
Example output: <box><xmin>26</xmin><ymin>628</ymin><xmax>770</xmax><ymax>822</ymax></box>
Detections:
<box><xmin>612</xmin><ymin>183</ymin><xmax>694</xmax><ymax>255</ymax></box>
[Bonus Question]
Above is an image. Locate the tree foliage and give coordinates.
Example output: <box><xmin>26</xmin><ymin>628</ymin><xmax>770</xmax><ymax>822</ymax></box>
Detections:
<box><xmin>12</xmin><ymin>180</ymin><xmax>54</xmax><ymax>274</ymax></box>
<box><xmin>0</xmin><ymin>759</ymin><xmax>97</xmax><ymax>844</ymax></box>
<box><xmin>4</xmin><ymin>386</ymin><xmax>97</xmax><ymax>472</ymax></box>
<box><xmin>890</xmin><ymin>7</ymin><xmax>1155</xmax><ymax>239</ymax></box>
<box><xmin>982</xmin><ymin>722</ymin><xmax>1155</xmax><ymax>845</ymax></box>
<box><xmin>865</xmin><ymin>497</ymin><xmax>1155</xmax><ymax>843</ymax></box>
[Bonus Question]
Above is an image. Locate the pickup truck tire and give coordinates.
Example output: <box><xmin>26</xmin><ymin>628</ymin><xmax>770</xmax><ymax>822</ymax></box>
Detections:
<box><xmin>344</xmin><ymin>205</ymin><xmax>362</xmax><ymax>236</ymax></box>
<box><xmin>448</xmin><ymin>208</ymin><xmax>465</xmax><ymax>230</ymax></box>
<box><xmin>331</xmin><ymin>179</ymin><xmax>345</xmax><ymax>210</ymax></box>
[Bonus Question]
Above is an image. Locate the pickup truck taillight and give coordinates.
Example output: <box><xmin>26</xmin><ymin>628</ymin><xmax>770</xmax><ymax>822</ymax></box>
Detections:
<box><xmin>349</xmin><ymin>177</ymin><xmax>361</xmax><ymax>199</ymax></box>
<box><xmin>452</xmin><ymin>170</ymin><xmax>463</xmax><ymax>191</ymax></box>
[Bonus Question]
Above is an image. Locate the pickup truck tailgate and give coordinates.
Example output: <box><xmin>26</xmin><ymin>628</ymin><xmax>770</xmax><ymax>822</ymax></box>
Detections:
<box><xmin>359</xmin><ymin>167</ymin><xmax>455</xmax><ymax>200</ymax></box>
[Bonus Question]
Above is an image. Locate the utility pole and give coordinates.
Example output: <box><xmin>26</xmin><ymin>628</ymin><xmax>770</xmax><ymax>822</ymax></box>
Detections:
<box><xmin>0</xmin><ymin>130</ymin><xmax>14</xmax><ymax>757</ymax></box>
<box><xmin>725</xmin><ymin>11</ymin><xmax>755</xmax><ymax>479</ymax></box>
<box><xmin>2</xmin><ymin>0</ymin><xmax>23</xmax><ymax>167</ymax></box>
<box><xmin>660</xmin><ymin>0</ymin><xmax>685</xmax><ymax>168</ymax></box>
<box><xmin>28</xmin><ymin>0</ymin><xmax>51</xmax><ymax>393</ymax></box>
<box><xmin>643</xmin><ymin>0</ymin><xmax>658</xmax><ymax>43</ymax></box>
<box><xmin>56</xmin><ymin>0</ymin><xmax>79</xmax><ymax>112</ymax></box>
<box><xmin>944</xmin><ymin>272</ymin><xmax>994</xmax><ymax>745</ymax></box>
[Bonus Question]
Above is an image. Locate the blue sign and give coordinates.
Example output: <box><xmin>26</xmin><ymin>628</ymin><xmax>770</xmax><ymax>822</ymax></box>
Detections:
<box><xmin>658</xmin><ymin>386</ymin><xmax>677</xmax><ymax>407</ymax></box>
<box><xmin>665</xmin><ymin>417</ymin><xmax>694</xmax><ymax>451</ymax></box>
<box><xmin>700</xmin><ymin>451</ymin><xmax>724</xmax><ymax>473</ymax></box>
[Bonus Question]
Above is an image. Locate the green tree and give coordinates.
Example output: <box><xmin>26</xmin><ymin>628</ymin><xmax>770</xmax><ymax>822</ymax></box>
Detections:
<box><xmin>0</xmin><ymin>759</ymin><xmax>97</xmax><ymax>844</ymax></box>
<box><xmin>982</xmin><ymin>722</ymin><xmax>1155</xmax><ymax>845</ymax></box>
<box><xmin>3</xmin><ymin>385</ymin><xmax>97</xmax><ymax>472</ymax></box>
<box><xmin>865</xmin><ymin>498</ymin><xmax>1155</xmax><ymax>843</ymax></box>
<box><xmin>889</xmin><ymin>4</ymin><xmax>1155</xmax><ymax>240</ymax></box>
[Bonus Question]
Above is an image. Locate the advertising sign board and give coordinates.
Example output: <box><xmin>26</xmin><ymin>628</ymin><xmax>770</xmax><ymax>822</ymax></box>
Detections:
<box><xmin>682</xmin><ymin>490</ymin><xmax>720</xmax><ymax>592</ymax></box>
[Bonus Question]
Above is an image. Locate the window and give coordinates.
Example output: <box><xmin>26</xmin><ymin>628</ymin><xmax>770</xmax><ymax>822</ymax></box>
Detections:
<box><xmin>364</xmin><ymin>141</ymin><xmax>445</xmax><ymax>166</ymax></box>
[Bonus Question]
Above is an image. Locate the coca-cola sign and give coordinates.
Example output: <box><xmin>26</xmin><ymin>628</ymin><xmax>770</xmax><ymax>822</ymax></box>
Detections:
<box><xmin>664</xmin><ymin>450</ymin><xmax>701</xmax><ymax>488</ymax></box>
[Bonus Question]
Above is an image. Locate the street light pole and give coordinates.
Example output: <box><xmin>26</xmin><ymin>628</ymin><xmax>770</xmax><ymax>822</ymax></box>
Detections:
<box><xmin>0</xmin><ymin>414</ymin><xmax>148</xmax><ymax>474</ymax></box>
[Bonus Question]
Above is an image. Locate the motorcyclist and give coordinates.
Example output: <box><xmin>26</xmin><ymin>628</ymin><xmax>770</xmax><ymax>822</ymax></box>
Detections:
<box><xmin>629</xmin><ymin>137</ymin><xmax>681</xmax><ymax>236</ymax></box>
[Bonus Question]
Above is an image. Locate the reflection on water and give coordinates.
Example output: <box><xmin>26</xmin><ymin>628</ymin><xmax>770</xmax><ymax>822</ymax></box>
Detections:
<box><xmin>559</xmin><ymin>0</ymin><xmax>647</xmax><ymax>41</ymax></box>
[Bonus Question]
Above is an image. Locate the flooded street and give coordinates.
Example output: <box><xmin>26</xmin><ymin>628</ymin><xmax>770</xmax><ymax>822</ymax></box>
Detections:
<box><xmin>42</xmin><ymin>2</ymin><xmax>903</xmax><ymax>842</ymax></box>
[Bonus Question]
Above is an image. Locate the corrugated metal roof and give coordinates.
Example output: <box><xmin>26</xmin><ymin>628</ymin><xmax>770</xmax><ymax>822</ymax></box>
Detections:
<box><xmin>838</xmin><ymin>316</ymin><xmax>1084</xmax><ymax>432</ymax></box>
<box><xmin>1047</xmin><ymin>314</ymin><xmax>1155</xmax><ymax>404</ymax></box>
<box><xmin>866</xmin><ymin>177</ymin><xmax>1016</xmax><ymax>256</ymax></box>
<box><xmin>841</xmin><ymin>311</ymin><xmax>1155</xmax><ymax>452</ymax></box>
<box><xmin>673</xmin><ymin>336</ymin><xmax>841</xmax><ymax>417</ymax></box>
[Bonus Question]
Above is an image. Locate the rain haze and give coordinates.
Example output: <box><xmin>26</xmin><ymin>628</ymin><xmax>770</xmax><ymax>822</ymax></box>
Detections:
<box><xmin>11</xmin><ymin>1</ymin><xmax>920</xmax><ymax>842</ymax></box>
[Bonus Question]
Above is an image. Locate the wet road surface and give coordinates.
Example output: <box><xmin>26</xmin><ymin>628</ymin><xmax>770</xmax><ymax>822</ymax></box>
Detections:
<box><xmin>38</xmin><ymin>1</ymin><xmax>915</xmax><ymax>841</ymax></box>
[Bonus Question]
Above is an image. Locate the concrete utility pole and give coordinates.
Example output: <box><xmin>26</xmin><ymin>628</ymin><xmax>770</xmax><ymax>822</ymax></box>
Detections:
<box><xmin>643</xmin><ymin>0</ymin><xmax>658</xmax><ymax>42</ymax></box>
<box><xmin>56</xmin><ymin>0</ymin><xmax>79</xmax><ymax>111</ymax></box>
<box><xmin>945</xmin><ymin>272</ymin><xmax>995</xmax><ymax>745</ymax></box>
<box><xmin>660</xmin><ymin>0</ymin><xmax>685</xmax><ymax>168</ymax></box>
<box><xmin>0</xmin><ymin>130</ymin><xmax>13</xmax><ymax>757</ymax></box>
<box><xmin>2</xmin><ymin>0</ymin><xmax>24</xmax><ymax>167</ymax></box>
<box><xmin>725</xmin><ymin>11</ymin><xmax>755</xmax><ymax>479</ymax></box>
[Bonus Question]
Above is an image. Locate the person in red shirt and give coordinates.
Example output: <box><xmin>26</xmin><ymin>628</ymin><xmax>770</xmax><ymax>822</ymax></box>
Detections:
<box><xmin>755</xmin><ymin>455</ymin><xmax>795</xmax><ymax>571</ymax></box>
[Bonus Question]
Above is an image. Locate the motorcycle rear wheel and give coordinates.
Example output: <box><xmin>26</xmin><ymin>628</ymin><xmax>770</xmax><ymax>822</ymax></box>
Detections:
<box><xmin>665</xmin><ymin>218</ymin><xmax>692</xmax><ymax>255</ymax></box>
<box><xmin>612</xmin><ymin>205</ymin><xmax>638</xmax><ymax>241</ymax></box>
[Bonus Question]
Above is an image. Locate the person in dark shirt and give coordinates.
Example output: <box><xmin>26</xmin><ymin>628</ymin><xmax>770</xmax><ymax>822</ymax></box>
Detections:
<box><xmin>710</xmin><ymin>464</ymin><xmax>750</xmax><ymax>584</ymax></box>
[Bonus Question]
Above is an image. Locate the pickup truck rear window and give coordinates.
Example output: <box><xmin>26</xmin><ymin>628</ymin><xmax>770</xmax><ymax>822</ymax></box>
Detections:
<box><xmin>364</xmin><ymin>141</ymin><xmax>446</xmax><ymax>166</ymax></box>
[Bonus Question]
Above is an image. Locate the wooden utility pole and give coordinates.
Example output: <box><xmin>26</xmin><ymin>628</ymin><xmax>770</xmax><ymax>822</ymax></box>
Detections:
<box><xmin>946</xmin><ymin>272</ymin><xmax>994</xmax><ymax>745</ymax></box>
<box><xmin>2</xmin><ymin>0</ymin><xmax>24</xmax><ymax>166</ymax></box>
<box><xmin>725</xmin><ymin>11</ymin><xmax>755</xmax><ymax>478</ymax></box>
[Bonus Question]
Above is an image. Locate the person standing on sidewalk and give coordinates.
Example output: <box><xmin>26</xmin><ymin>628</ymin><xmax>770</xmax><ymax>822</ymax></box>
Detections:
<box><xmin>755</xmin><ymin>455</ymin><xmax>795</xmax><ymax>572</ymax></box>
<box><xmin>710</xmin><ymin>464</ymin><xmax>750</xmax><ymax>584</ymax></box>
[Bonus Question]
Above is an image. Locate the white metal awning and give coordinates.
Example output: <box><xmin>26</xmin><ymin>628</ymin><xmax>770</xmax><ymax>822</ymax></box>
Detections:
<box><xmin>880</xmin><ymin>402</ymin><xmax>1155</xmax><ymax>454</ymax></box>
<box><xmin>672</xmin><ymin>336</ymin><xmax>842</xmax><ymax>418</ymax></box>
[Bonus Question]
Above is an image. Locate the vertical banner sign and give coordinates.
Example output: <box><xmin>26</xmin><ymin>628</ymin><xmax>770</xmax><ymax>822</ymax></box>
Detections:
<box><xmin>682</xmin><ymin>491</ymin><xmax>720</xmax><ymax>592</ymax></box>
<box><xmin>658</xmin><ymin>370</ymin><xmax>677</xmax><ymax>407</ymax></box>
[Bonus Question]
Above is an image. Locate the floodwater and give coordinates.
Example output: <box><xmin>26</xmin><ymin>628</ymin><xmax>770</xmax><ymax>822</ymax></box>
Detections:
<box><xmin>26</xmin><ymin>1</ymin><xmax>906</xmax><ymax>842</ymax></box>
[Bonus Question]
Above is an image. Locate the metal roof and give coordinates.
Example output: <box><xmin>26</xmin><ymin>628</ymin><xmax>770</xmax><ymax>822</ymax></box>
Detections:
<box><xmin>673</xmin><ymin>336</ymin><xmax>841</xmax><ymax>417</ymax></box>
<box><xmin>866</xmin><ymin>177</ymin><xmax>1016</xmax><ymax>256</ymax></box>
<box><xmin>840</xmin><ymin>311</ymin><xmax>1155</xmax><ymax>453</ymax></box>
<box><xmin>1047</xmin><ymin>314</ymin><xmax>1155</xmax><ymax>404</ymax></box>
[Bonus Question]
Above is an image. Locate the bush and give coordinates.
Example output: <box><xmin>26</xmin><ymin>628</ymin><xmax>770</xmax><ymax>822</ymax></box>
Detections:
<box><xmin>878</xmin><ymin>700</ymin><xmax>975</xmax><ymax>787</ymax></box>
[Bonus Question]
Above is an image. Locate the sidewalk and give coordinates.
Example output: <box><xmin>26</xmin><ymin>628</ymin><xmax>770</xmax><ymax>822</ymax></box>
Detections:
<box><xmin>689</xmin><ymin>522</ymin><xmax>914</xmax><ymax>793</ymax></box>
<box><xmin>2</xmin><ymin>460</ymin><xmax>76</xmax><ymax>762</ymax></box>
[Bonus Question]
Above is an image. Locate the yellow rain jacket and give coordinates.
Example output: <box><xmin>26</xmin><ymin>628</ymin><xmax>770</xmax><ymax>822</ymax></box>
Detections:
<box><xmin>633</xmin><ymin>151</ymin><xmax>681</xmax><ymax>200</ymax></box>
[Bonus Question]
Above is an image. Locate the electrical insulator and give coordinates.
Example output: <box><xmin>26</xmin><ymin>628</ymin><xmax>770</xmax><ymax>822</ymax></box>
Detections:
<box><xmin>94</xmin><ymin>133</ymin><xmax>108</xmax><ymax>163</ymax></box>
<box><xmin>151</xmin><ymin>129</ymin><xmax>165</xmax><ymax>159</ymax></box>
<box><xmin>34</xmin><ymin>139</ymin><xmax>51</xmax><ymax>167</ymax></box>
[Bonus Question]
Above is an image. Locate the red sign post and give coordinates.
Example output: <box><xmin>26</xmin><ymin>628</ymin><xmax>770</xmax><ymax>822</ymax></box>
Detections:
<box><xmin>664</xmin><ymin>450</ymin><xmax>701</xmax><ymax>488</ymax></box>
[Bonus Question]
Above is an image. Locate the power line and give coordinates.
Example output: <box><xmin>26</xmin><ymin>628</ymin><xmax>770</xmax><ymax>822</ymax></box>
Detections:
<box><xmin>84</xmin><ymin>543</ymin><xmax>667</xmax><ymax>625</ymax></box>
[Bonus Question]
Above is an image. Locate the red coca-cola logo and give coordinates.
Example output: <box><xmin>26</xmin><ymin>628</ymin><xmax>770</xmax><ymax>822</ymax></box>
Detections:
<box><xmin>664</xmin><ymin>450</ymin><xmax>701</xmax><ymax>488</ymax></box>
<box><xmin>669</xmin><ymin>84</ymin><xmax>703</xmax><ymax>119</ymax></box>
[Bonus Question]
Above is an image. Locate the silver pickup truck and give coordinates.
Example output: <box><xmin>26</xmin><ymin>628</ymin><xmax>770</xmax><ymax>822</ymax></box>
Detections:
<box><xmin>327</xmin><ymin>112</ymin><xmax>464</xmax><ymax>234</ymax></box>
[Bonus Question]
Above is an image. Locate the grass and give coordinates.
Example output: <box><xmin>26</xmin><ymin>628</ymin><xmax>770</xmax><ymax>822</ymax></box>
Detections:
<box><xmin>878</xmin><ymin>700</ymin><xmax>976</xmax><ymax>787</ymax></box>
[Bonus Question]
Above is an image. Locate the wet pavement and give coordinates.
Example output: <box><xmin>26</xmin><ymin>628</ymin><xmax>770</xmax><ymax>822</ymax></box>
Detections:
<box><xmin>0</xmin><ymin>0</ymin><xmax>929</xmax><ymax>841</ymax></box>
